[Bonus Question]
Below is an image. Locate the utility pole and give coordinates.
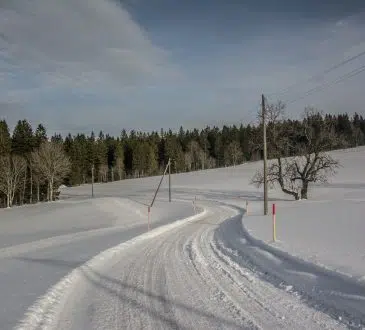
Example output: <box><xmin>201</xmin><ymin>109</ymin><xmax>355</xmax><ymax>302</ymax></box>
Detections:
<box><xmin>168</xmin><ymin>158</ymin><xmax>171</xmax><ymax>202</ymax></box>
<box><xmin>91</xmin><ymin>164</ymin><xmax>94</xmax><ymax>198</ymax></box>
<box><xmin>262</xmin><ymin>94</ymin><xmax>268</xmax><ymax>215</ymax></box>
<box><xmin>204</xmin><ymin>139</ymin><xmax>207</xmax><ymax>170</ymax></box>
<box><xmin>203</xmin><ymin>132</ymin><xmax>207</xmax><ymax>170</ymax></box>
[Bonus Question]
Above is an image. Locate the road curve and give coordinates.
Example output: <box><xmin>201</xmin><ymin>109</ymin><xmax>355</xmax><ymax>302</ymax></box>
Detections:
<box><xmin>32</xmin><ymin>202</ymin><xmax>345</xmax><ymax>330</ymax></box>
<box><xmin>0</xmin><ymin>197</ymin><xmax>194</xmax><ymax>329</ymax></box>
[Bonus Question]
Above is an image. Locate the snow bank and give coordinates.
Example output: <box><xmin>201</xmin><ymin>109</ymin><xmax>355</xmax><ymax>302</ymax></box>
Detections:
<box><xmin>214</xmin><ymin>211</ymin><xmax>365</xmax><ymax>328</ymax></box>
<box><xmin>0</xmin><ymin>196</ymin><xmax>196</xmax><ymax>251</ymax></box>
<box><xmin>243</xmin><ymin>199</ymin><xmax>365</xmax><ymax>280</ymax></box>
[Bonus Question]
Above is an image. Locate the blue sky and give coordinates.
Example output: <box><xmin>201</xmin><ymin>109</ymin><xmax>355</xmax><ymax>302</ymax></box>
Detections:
<box><xmin>0</xmin><ymin>0</ymin><xmax>365</xmax><ymax>136</ymax></box>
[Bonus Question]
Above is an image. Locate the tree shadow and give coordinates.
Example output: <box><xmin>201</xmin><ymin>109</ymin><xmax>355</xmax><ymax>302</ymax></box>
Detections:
<box><xmin>16</xmin><ymin>256</ymin><xmax>248</xmax><ymax>329</ymax></box>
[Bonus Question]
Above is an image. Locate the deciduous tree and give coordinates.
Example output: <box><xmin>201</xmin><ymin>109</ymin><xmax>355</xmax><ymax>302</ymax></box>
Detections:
<box><xmin>31</xmin><ymin>141</ymin><xmax>71</xmax><ymax>201</ymax></box>
<box><xmin>0</xmin><ymin>155</ymin><xmax>27</xmax><ymax>207</ymax></box>
<box><xmin>252</xmin><ymin>104</ymin><xmax>340</xmax><ymax>200</ymax></box>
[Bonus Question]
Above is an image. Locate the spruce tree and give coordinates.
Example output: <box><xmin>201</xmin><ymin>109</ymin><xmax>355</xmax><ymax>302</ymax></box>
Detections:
<box><xmin>0</xmin><ymin>120</ymin><xmax>11</xmax><ymax>156</ymax></box>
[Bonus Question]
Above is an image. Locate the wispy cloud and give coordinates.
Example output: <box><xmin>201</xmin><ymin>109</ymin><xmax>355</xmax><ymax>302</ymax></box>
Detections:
<box><xmin>0</xmin><ymin>0</ymin><xmax>180</xmax><ymax>92</ymax></box>
<box><xmin>0</xmin><ymin>0</ymin><xmax>184</xmax><ymax>133</ymax></box>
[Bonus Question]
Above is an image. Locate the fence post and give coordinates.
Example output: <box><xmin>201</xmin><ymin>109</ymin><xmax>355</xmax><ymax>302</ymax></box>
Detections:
<box><xmin>272</xmin><ymin>203</ymin><xmax>276</xmax><ymax>242</ymax></box>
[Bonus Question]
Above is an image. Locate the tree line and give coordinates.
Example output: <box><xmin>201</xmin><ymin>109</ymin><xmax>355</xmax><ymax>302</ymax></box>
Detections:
<box><xmin>0</xmin><ymin>107</ymin><xmax>364</xmax><ymax>207</ymax></box>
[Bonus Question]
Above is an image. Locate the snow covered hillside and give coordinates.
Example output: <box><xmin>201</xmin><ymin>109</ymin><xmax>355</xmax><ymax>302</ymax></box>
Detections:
<box><xmin>237</xmin><ymin>147</ymin><xmax>365</xmax><ymax>281</ymax></box>
<box><xmin>61</xmin><ymin>146</ymin><xmax>365</xmax><ymax>285</ymax></box>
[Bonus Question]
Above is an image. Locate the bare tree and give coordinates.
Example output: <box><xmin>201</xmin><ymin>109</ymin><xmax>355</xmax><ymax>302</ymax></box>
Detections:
<box><xmin>352</xmin><ymin>126</ymin><xmax>364</xmax><ymax>147</ymax></box>
<box><xmin>116</xmin><ymin>157</ymin><xmax>124</xmax><ymax>180</ymax></box>
<box><xmin>206</xmin><ymin>156</ymin><xmax>216</xmax><ymax>169</ymax></box>
<box><xmin>27</xmin><ymin>155</ymin><xmax>34</xmax><ymax>204</ymax></box>
<box><xmin>33</xmin><ymin>172</ymin><xmax>43</xmax><ymax>203</ymax></box>
<box><xmin>187</xmin><ymin>141</ymin><xmax>203</xmax><ymax>170</ymax></box>
<box><xmin>0</xmin><ymin>155</ymin><xmax>27</xmax><ymax>207</ymax></box>
<box><xmin>111</xmin><ymin>167</ymin><xmax>114</xmax><ymax>182</ymax></box>
<box><xmin>99</xmin><ymin>164</ymin><xmax>108</xmax><ymax>182</ymax></box>
<box><xmin>184</xmin><ymin>152</ymin><xmax>192</xmax><ymax>172</ymax></box>
<box><xmin>252</xmin><ymin>103</ymin><xmax>340</xmax><ymax>200</ymax></box>
<box><xmin>31</xmin><ymin>141</ymin><xmax>71</xmax><ymax>201</ymax></box>
<box><xmin>224</xmin><ymin>141</ymin><xmax>243</xmax><ymax>166</ymax></box>
<box><xmin>30</xmin><ymin>154</ymin><xmax>46</xmax><ymax>203</ymax></box>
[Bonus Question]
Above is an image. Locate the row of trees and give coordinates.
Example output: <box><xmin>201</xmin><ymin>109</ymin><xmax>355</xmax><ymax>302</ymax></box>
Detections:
<box><xmin>0</xmin><ymin>108</ymin><xmax>364</xmax><ymax>207</ymax></box>
<box><xmin>62</xmin><ymin>110</ymin><xmax>365</xmax><ymax>187</ymax></box>
<box><xmin>0</xmin><ymin>121</ymin><xmax>70</xmax><ymax>207</ymax></box>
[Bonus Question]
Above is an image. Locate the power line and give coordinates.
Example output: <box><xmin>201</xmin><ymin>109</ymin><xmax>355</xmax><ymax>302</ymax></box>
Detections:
<box><xmin>285</xmin><ymin>64</ymin><xmax>365</xmax><ymax>105</ymax></box>
<box><xmin>270</xmin><ymin>48</ymin><xmax>365</xmax><ymax>97</ymax></box>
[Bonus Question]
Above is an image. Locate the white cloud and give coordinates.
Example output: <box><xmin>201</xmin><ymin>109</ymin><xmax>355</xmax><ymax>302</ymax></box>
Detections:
<box><xmin>0</xmin><ymin>0</ymin><xmax>184</xmax><ymax>133</ymax></box>
<box><xmin>0</xmin><ymin>0</ymin><xmax>180</xmax><ymax>90</ymax></box>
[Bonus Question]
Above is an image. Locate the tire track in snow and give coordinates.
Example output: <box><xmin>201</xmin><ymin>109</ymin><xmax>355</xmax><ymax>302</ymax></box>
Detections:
<box><xmin>214</xmin><ymin>209</ymin><xmax>365</xmax><ymax>329</ymax></box>
<box><xmin>14</xmin><ymin>210</ymin><xmax>208</xmax><ymax>330</ymax></box>
<box><xmin>16</xmin><ymin>202</ymin><xmax>348</xmax><ymax>330</ymax></box>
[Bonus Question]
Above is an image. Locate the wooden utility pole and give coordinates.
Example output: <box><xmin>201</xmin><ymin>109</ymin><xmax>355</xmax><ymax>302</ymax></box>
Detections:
<box><xmin>91</xmin><ymin>164</ymin><xmax>94</xmax><ymax>198</ymax></box>
<box><xmin>204</xmin><ymin>139</ymin><xmax>207</xmax><ymax>170</ymax></box>
<box><xmin>151</xmin><ymin>160</ymin><xmax>170</xmax><ymax>207</ymax></box>
<box><xmin>262</xmin><ymin>94</ymin><xmax>268</xmax><ymax>215</ymax></box>
<box><xmin>168</xmin><ymin>158</ymin><xmax>171</xmax><ymax>202</ymax></box>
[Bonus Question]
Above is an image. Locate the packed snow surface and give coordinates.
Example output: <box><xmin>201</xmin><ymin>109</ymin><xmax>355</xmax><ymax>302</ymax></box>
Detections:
<box><xmin>0</xmin><ymin>198</ymin><xmax>195</xmax><ymax>328</ymax></box>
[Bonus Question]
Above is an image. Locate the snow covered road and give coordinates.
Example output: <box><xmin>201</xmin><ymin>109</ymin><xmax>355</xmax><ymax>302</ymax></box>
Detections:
<box><xmin>0</xmin><ymin>198</ymin><xmax>195</xmax><ymax>329</ymax></box>
<box><xmin>29</xmin><ymin>202</ymin><xmax>350</xmax><ymax>330</ymax></box>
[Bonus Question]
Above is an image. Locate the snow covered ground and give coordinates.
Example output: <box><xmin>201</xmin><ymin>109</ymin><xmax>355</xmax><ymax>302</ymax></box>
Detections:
<box><xmin>0</xmin><ymin>198</ymin><xmax>195</xmax><ymax>329</ymax></box>
<box><xmin>237</xmin><ymin>147</ymin><xmax>365</xmax><ymax>281</ymax></box>
<box><xmin>62</xmin><ymin>146</ymin><xmax>365</xmax><ymax>282</ymax></box>
<box><xmin>6</xmin><ymin>146</ymin><xmax>365</xmax><ymax>329</ymax></box>
<box><xmin>18</xmin><ymin>203</ymin><xmax>348</xmax><ymax>330</ymax></box>
<box><xmin>243</xmin><ymin>198</ymin><xmax>365</xmax><ymax>280</ymax></box>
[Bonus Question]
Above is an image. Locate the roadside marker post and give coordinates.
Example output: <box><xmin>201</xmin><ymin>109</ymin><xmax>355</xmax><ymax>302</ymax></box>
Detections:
<box><xmin>272</xmin><ymin>203</ymin><xmax>276</xmax><ymax>242</ymax></box>
<box><xmin>148</xmin><ymin>206</ymin><xmax>151</xmax><ymax>231</ymax></box>
<box><xmin>246</xmin><ymin>200</ymin><xmax>249</xmax><ymax>216</ymax></box>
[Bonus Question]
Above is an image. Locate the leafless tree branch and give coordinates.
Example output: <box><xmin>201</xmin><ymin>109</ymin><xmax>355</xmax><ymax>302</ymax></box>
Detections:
<box><xmin>31</xmin><ymin>141</ymin><xmax>71</xmax><ymax>201</ymax></box>
<box><xmin>0</xmin><ymin>155</ymin><xmax>27</xmax><ymax>207</ymax></box>
<box><xmin>251</xmin><ymin>103</ymin><xmax>340</xmax><ymax>200</ymax></box>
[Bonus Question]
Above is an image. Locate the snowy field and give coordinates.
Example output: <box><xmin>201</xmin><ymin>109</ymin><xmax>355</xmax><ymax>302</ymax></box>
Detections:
<box><xmin>240</xmin><ymin>147</ymin><xmax>365</xmax><ymax>281</ymax></box>
<box><xmin>62</xmin><ymin>146</ymin><xmax>365</xmax><ymax>281</ymax></box>
<box><xmin>4</xmin><ymin>146</ymin><xmax>365</xmax><ymax>329</ymax></box>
